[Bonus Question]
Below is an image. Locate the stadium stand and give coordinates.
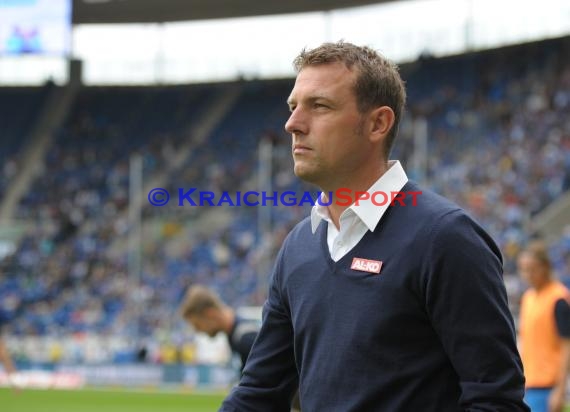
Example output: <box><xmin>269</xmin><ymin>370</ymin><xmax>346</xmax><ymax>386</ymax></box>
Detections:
<box><xmin>0</xmin><ymin>86</ymin><xmax>50</xmax><ymax>201</ymax></box>
<box><xmin>0</xmin><ymin>35</ymin><xmax>569</xmax><ymax>365</ymax></box>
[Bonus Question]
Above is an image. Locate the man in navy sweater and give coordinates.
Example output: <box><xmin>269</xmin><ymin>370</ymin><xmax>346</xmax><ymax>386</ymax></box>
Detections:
<box><xmin>220</xmin><ymin>42</ymin><xmax>528</xmax><ymax>411</ymax></box>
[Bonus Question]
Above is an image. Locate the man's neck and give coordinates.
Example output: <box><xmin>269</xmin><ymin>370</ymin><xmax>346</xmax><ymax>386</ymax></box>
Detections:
<box><xmin>324</xmin><ymin>162</ymin><xmax>389</xmax><ymax>230</ymax></box>
<box><xmin>534</xmin><ymin>278</ymin><xmax>553</xmax><ymax>293</ymax></box>
<box><xmin>221</xmin><ymin>308</ymin><xmax>236</xmax><ymax>336</ymax></box>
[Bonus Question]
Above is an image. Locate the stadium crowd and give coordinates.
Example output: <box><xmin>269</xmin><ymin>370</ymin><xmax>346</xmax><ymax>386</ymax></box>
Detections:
<box><xmin>0</xmin><ymin>37</ymin><xmax>569</xmax><ymax>364</ymax></box>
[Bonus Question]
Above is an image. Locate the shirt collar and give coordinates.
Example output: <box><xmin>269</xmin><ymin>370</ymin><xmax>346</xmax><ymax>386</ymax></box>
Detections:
<box><xmin>310</xmin><ymin>160</ymin><xmax>408</xmax><ymax>233</ymax></box>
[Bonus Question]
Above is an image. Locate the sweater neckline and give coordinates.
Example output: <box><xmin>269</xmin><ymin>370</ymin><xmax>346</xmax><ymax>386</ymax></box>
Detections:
<box><xmin>317</xmin><ymin>219</ymin><xmax>376</xmax><ymax>270</ymax></box>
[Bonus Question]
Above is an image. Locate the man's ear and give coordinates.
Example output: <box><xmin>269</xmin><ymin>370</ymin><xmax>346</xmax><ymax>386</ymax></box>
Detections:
<box><xmin>368</xmin><ymin>106</ymin><xmax>395</xmax><ymax>144</ymax></box>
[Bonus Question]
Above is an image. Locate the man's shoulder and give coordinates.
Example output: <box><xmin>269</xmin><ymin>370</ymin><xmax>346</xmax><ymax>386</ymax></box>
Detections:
<box><xmin>283</xmin><ymin>216</ymin><xmax>314</xmax><ymax>244</ymax></box>
<box><xmin>230</xmin><ymin>317</ymin><xmax>260</xmax><ymax>344</ymax></box>
<box><xmin>398</xmin><ymin>181</ymin><xmax>501</xmax><ymax>257</ymax></box>
<box><xmin>551</xmin><ymin>281</ymin><xmax>570</xmax><ymax>301</ymax></box>
<box><xmin>401</xmin><ymin>181</ymin><xmax>462</xmax><ymax>216</ymax></box>
<box><xmin>553</xmin><ymin>280</ymin><xmax>570</xmax><ymax>293</ymax></box>
<box><xmin>394</xmin><ymin>181</ymin><xmax>477</xmax><ymax>232</ymax></box>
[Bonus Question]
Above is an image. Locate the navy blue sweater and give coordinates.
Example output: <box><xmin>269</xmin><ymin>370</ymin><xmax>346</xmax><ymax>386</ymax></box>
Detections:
<box><xmin>220</xmin><ymin>182</ymin><xmax>528</xmax><ymax>411</ymax></box>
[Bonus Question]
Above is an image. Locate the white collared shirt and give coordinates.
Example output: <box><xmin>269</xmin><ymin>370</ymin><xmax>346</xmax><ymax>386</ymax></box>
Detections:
<box><xmin>310</xmin><ymin>160</ymin><xmax>408</xmax><ymax>262</ymax></box>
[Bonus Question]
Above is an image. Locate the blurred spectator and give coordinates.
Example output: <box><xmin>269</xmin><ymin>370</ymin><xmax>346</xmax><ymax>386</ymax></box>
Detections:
<box><xmin>517</xmin><ymin>241</ymin><xmax>570</xmax><ymax>412</ymax></box>
<box><xmin>180</xmin><ymin>285</ymin><xmax>258</xmax><ymax>370</ymax></box>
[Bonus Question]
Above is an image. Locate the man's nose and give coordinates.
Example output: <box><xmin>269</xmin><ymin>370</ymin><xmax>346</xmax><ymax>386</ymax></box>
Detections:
<box><xmin>285</xmin><ymin>107</ymin><xmax>307</xmax><ymax>135</ymax></box>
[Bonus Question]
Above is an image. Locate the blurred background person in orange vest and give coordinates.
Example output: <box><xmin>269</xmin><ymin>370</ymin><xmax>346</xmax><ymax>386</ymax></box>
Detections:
<box><xmin>518</xmin><ymin>241</ymin><xmax>570</xmax><ymax>412</ymax></box>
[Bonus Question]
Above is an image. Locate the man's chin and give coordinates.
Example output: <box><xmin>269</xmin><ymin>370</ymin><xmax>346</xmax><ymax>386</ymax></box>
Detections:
<box><xmin>293</xmin><ymin>166</ymin><xmax>318</xmax><ymax>184</ymax></box>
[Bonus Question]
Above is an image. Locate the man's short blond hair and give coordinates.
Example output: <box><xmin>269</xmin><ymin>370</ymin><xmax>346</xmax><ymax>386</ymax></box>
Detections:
<box><xmin>180</xmin><ymin>285</ymin><xmax>224</xmax><ymax>319</ymax></box>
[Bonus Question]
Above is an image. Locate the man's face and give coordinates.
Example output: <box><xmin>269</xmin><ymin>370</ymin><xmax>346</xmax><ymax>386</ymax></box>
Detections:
<box><xmin>187</xmin><ymin>309</ymin><xmax>220</xmax><ymax>338</ymax></box>
<box><xmin>517</xmin><ymin>253</ymin><xmax>548</xmax><ymax>289</ymax></box>
<box><xmin>285</xmin><ymin>62</ymin><xmax>370</xmax><ymax>191</ymax></box>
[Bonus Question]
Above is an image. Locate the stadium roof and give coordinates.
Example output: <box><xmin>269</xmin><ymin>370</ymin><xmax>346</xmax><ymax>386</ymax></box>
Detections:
<box><xmin>73</xmin><ymin>0</ymin><xmax>395</xmax><ymax>24</ymax></box>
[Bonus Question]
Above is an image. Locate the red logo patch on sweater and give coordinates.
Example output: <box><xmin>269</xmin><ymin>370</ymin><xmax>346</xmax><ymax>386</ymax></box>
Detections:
<box><xmin>351</xmin><ymin>258</ymin><xmax>382</xmax><ymax>274</ymax></box>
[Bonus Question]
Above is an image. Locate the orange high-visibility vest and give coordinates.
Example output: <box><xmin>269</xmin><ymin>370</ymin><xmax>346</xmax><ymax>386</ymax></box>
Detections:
<box><xmin>519</xmin><ymin>280</ymin><xmax>570</xmax><ymax>387</ymax></box>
